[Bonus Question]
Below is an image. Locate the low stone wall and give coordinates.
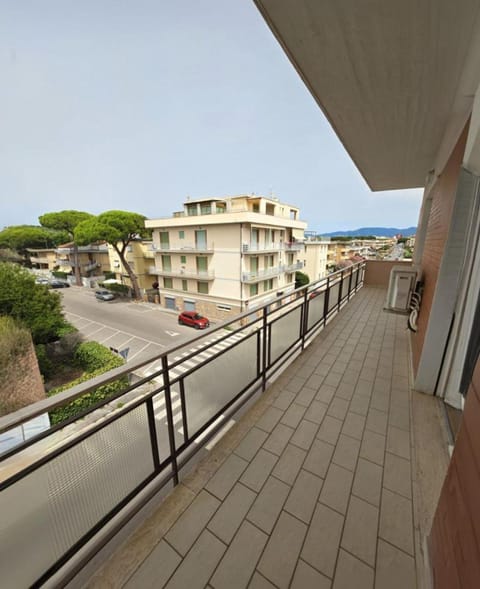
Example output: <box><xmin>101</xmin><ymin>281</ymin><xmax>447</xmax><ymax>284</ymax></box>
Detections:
<box><xmin>0</xmin><ymin>339</ymin><xmax>45</xmax><ymax>416</ymax></box>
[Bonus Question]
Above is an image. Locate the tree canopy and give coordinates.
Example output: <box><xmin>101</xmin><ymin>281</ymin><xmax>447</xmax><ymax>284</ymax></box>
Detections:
<box><xmin>0</xmin><ymin>225</ymin><xmax>70</xmax><ymax>257</ymax></box>
<box><xmin>75</xmin><ymin>210</ymin><xmax>147</xmax><ymax>299</ymax></box>
<box><xmin>39</xmin><ymin>210</ymin><xmax>93</xmax><ymax>285</ymax></box>
<box><xmin>0</xmin><ymin>263</ymin><xmax>71</xmax><ymax>344</ymax></box>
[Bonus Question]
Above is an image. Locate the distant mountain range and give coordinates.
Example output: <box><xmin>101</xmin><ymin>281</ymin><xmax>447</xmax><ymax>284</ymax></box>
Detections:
<box><xmin>320</xmin><ymin>226</ymin><xmax>417</xmax><ymax>238</ymax></box>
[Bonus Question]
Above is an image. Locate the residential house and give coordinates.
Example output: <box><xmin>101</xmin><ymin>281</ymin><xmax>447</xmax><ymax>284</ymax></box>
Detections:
<box><xmin>107</xmin><ymin>239</ymin><xmax>156</xmax><ymax>293</ymax></box>
<box><xmin>145</xmin><ymin>195</ymin><xmax>307</xmax><ymax>320</ymax></box>
<box><xmin>55</xmin><ymin>242</ymin><xmax>110</xmax><ymax>278</ymax></box>
<box><xmin>26</xmin><ymin>247</ymin><xmax>57</xmax><ymax>272</ymax></box>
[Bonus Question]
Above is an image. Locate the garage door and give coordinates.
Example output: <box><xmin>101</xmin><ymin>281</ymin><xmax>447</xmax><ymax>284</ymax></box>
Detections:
<box><xmin>184</xmin><ymin>300</ymin><xmax>196</xmax><ymax>311</ymax></box>
<box><xmin>165</xmin><ymin>296</ymin><xmax>176</xmax><ymax>310</ymax></box>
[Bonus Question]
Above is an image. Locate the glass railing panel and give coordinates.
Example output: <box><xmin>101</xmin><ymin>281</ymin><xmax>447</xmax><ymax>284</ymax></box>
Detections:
<box><xmin>0</xmin><ymin>404</ymin><xmax>153</xmax><ymax>588</ymax></box>
<box><xmin>270</xmin><ymin>306</ymin><xmax>302</xmax><ymax>363</ymax></box>
<box><xmin>328</xmin><ymin>281</ymin><xmax>340</xmax><ymax>312</ymax></box>
<box><xmin>182</xmin><ymin>334</ymin><xmax>258</xmax><ymax>437</ymax></box>
<box><xmin>307</xmin><ymin>292</ymin><xmax>325</xmax><ymax>330</ymax></box>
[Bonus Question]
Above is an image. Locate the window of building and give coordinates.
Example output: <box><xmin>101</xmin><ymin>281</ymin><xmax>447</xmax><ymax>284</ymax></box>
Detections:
<box><xmin>196</xmin><ymin>256</ymin><xmax>208</xmax><ymax>274</ymax></box>
<box><xmin>162</xmin><ymin>255</ymin><xmax>171</xmax><ymax>271</ymax></box>
<box><xmin>180</xmin><ymin>255</ymin><xmax>187</xmax><ymax>264</ymax></box>
<box><xmin>187</xmin><ymin>204</ymin><xmax>198</xmax><ymax>216</ymax></box>
<box><xmin>216</xmin><ymin>202</ymin><xmax>226</xmax><ymax>213</ymax></box>
<box><xmin>252</xmin><ymin>203</ymin><xmax>260</xmax><ymax>213</ymax></box>
<box><xmin>195</xmin><ymin>229</ymin><xmax>207</xmax><ymax>249</ymax></box>
<box><xmin>160</xmin><ymin>231</ymin><xmax>169</xmax><ymax>249</ymax></box>
<box><xmin>264</xmin><ymin>279</ymin><xmax>273</xmax><ymax>291</ymax></box>
<box><xmin>197</xmin><ymin>281</ymin><xmax>208</xmax><ymax>294</ymax></box>
<box><xmin>290</xmin><ymin>209</ymin><xmax>297</xmax><ymax>220</ymax></box>
<box><xmin>249</xmin><ymin>283</ymin><xmax>258</xmax><ymax>296</ymax></box>
<box><xmin>182</xmin><ymin>279</ymin><xmax>188</xmax><ymax>291</ymax></box>
<box><xmin>179</xmin><ymin>230</ymin><xmax>185</xmax><ymax>239</ymax></box>
<box><xmin>200</xmin><ymin>203</ymin><xmax>211</xmax><ymax>215</ymax></box>
<box><xmin>164</xmin><ymin>277</ymin><xmax>173</xmax><ymax>289</ymax></box>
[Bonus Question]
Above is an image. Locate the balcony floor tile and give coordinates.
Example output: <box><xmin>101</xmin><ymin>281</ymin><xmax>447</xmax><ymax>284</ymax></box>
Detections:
<box><xmin>88</xmin><ymin>287</ymin><xmax>420</xmax><ymax>589</ymax></box>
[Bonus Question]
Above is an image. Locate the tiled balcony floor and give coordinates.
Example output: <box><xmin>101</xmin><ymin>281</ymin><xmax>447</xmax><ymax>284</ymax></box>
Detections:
<box><xmin>88</xmin><ymin>286</ymin><xmax>418</xmax><ymax>589</ymax></box>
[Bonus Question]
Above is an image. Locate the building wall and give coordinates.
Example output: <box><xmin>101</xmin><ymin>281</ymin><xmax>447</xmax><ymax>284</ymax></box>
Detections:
<box><xmin>303</xmin><ymin>242</ymin><xmax>328</xmax><ymax>281</ymax></box>
<box><xmin>429</xmin><ymin>357</ymin><xmax>480</xmax><ymax>588</ymax></box>
<box><xmin>363</xmin><ymin>260</ymin><xmax>412</xmax><ymax>287</ymax></box>
<box><xmin>411</xmin><ymin>125</ymin><xmax>469</xmax><ymax>374</ymax></box>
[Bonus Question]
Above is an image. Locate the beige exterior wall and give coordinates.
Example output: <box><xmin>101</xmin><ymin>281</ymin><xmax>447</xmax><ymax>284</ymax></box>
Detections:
<box><xmin>108</xmin><ymin>240</ymin><xmax>154</xmax><ymax>291</ymax></box>
<box><xmin>303</xmin><ymin>242</ymin><xmax>328</xmax><ymax>282</ymax></box>
<box><xmin>147</xmin><ymin>195</ymin><xmax>307</xmax><ymax>320</ymax></box>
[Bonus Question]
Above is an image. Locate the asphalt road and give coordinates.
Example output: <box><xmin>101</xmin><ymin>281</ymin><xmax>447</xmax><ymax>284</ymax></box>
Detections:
<box><xmin>60</xmin><ymin>286</ymin><xmax>200</xmax><ymax>366</ymax></box>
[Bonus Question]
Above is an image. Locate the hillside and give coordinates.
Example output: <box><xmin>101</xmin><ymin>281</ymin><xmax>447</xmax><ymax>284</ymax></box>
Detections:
<box><xmin>321</xmin><ymin>226</ymin><xmax>416</xmax><ymax>238</ymax></box>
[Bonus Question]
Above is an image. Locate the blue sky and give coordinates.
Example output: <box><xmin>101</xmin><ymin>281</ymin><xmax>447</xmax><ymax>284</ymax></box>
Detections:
<box><xmin>1</xmin><ymin>0</ymin><xmax>422</xmax><ymax>233</ymax></box>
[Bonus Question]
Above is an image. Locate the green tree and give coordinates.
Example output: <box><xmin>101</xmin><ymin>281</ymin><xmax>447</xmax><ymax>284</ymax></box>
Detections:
<box><xmin>75</xmin><ymin>210</ymin><xmax>147</xmax><ymax>300</ymax></box>
<box><xmin>0</xmin><ymin>263</ymin><xmax>70</xmax><ymax>344</ymax></box>
<box><xmin>39</xmin><ymin>210</ymin><xmax>93</xmax><ymax>286</ymax></box>
<box><xmin>295</xmin><ymin>270</ymin><xmax>310</xmax><ymax>289</ymax></box>
<box><xmin>0</xmin><ymin>225</ymin><xmax>70</xmax><ymax>265</ymax></box>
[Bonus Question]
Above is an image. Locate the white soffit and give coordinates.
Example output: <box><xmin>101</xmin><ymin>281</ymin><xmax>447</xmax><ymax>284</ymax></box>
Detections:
<box><xmin>254</xmin><ymin>0</ymin><xmax>480</xmax><ymax>190</ymax></box>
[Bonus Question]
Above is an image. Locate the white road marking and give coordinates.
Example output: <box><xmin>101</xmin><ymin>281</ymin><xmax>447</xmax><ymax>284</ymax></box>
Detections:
<box><xmin>165</xmin><ymin>330</ymin><xmax>180</xmax><ymax>337</ymax></box>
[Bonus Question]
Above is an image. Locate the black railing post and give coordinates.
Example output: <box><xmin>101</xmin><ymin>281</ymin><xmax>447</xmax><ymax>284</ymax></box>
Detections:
<box><xmin>348</xmin><ymin>268</ymin><xmax>353</xmax><ymax>300</ymax></box>
<box><xmin>161</xmin><ymin>355</ymin><xmax>179</xmax><ymax>485</ymax></box>
<box><xmin>338</xmin><ymin>271</ymin><xmax>343</xmax><ymax>310</ymax></box>
<box><xmin>262</xmin><ymin>306</ymin><xmax>268</xmax><ymax>391</ymax></box>
<box><xmin>179</xmin><ymin>379</ymin><xmax>189</xmax><ymax>442</ymax></box>
<box><xmin>146</xmin><ymin>397</ymin><xmax>161</xmax><ymax>472</ymax></box>
<box><xmin>301</xmin><ymin>288</ymin><xmax>309</xmax><ymax>350</ymax></box>
<box><xmin>355</xmin><ymin>263</ymin><xmax>360</xmax><ymax>290</ymax></box>
<box><xmin>323</xmin><ymin>276</ymin><xmax>330</xmax><ymax>327</ymax></box>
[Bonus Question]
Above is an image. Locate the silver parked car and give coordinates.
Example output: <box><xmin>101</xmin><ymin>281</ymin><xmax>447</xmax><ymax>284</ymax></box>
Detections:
<box><xmin>95</xmin><ymin>289</ymin><xmax>115</xmax><ymax>301</ymax></box>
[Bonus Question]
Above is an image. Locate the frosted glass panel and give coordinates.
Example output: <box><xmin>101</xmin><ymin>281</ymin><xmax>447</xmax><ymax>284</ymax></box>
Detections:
<box><xmin>328</xmin><ymin>282</ymin><xmax>340</xmax><ymax>311</ymax></box>
<box><xmin>0</xmin><ymin>405</ymin><xmax>153</xmax><ymax>588</ymax></box>
<box><xmin>184</xmin><ymin>335</ymin><xmax>258</xmax><ymax>436</ymax></box>
<box><xmin>307</xmin><ymin>292</ymin><xmax>325</xmax><ymax>330</ymax></box>
<box><xmin>342</xmin><ymin>276</ymin><xmax>349</xmax><ymax>298</ymax></box>
<box><xmin>270</xmin><ymin>306</ymin><xmax>302</xmax><ymax>363</ymax></box>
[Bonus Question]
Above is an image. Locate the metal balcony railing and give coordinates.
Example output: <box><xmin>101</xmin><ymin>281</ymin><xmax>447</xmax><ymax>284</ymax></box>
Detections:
<box><xmin>149</xmin><ymin>267</ymin><xmax>215</xmax><ymax>279</ymax></box>
<box><xmin>241</xmin><ymin>266</ymin><xmax>284</xmax><ymax>282</ymax></box>
<box><xmin>0</xmin><ymin>262</ymin><xmax>365</xmax><ymax>588</ymax></box>
<box><xmin>241</xmin><ymin>242</ymin><xmax>282</xmax><ymax>253</ymax></box>
<box><xmin>155</xmin><ymin>243</ymin><xmax>214</xmax><ymax>253</ymax></box>
<box><xmin>284</xmin><ymin>241</ymin><xmax>304</xmax><ymax>251</ymax></box>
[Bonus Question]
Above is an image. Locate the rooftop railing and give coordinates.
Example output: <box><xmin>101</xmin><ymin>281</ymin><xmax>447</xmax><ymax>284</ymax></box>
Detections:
<box><xmin>0</xmin><ymin>262</ymin><xmax>365</xmax><ymax>588</ymax></box>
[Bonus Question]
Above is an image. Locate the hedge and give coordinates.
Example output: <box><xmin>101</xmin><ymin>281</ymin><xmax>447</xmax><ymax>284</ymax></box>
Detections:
<box><xmin>48</xmin><ymin>342</ymin><xmax>127</xmax><ymax>425</ymax></box>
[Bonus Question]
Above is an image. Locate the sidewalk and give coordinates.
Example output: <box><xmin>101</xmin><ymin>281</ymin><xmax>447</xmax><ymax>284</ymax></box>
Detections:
<box><xmin>87</xmin><ymin>287</ymin><xmax>419</xmax><ymax>589</ymax></box>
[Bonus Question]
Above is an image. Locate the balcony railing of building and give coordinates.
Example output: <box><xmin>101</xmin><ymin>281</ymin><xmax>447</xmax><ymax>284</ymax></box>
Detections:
<box><xmin>0</xmin><ymin>262</ymin><xmax>365</xmax><ymax>588</ymax></box>
<box><xmin>241</xmin><ymin>242</ymin><xmax>282</xmax><ymax>253</ymax></box>
<box><xmin>55</xmin><ymin>245</ymin><xmax>108</xmax><ymax>254</ymax></box>
<box><xmin>155</xmin><ymin>243</ymin><xmax>215</xmax><ymax>253</ymax></box>
<box><xmin>284</xmin><ymin>260</ymin><xmax>304</xmax><ymax>272</ymax></box>
<box><xmin>29</xmin><ymin>256</ymin><xmax>50</xmax><ymax>265</ymax></box>
<box><xmin>148</xmin><ymin>266</ymin><xmax>215</xmax><ymax>280</ymax></box>
<box><xmin>284</xmin><ymin>241</ymin><xmax>304</xmax><ymax>251</ymax></box>
<box><xmin>241</xmin><ymin>265</ymin><xmax>284</xmax><ymax>282</ymax></box>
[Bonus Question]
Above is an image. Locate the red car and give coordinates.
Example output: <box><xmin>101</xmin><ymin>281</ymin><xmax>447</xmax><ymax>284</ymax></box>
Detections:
<box><xmin>178</xmin><ymin>311</ymin><xmax>210</xmax><ymax>329</ymax></box>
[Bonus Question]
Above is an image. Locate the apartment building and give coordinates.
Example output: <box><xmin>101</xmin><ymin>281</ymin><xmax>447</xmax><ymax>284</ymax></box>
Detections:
<box><xmin>55</xmin><ymin>242</ymin><xmax>110</xmax><ymax>277</ymax></box>
<box><xmin>107</xmin><ymin>239</ymin><xmax>155</xmax><ymax>292</ymax></box>
<box><xmin>26</xmin><ymin>247</ymin><xmax>57</xmax><ymax>272</ymax></box>
<box><xmin>253</xmin><ymin>1</ymin><xmax>480</xmax><ymax>585</ymax></box>
<box><xmin>145</xmin><ymin>195</ymin><xmax>306</xmax><ymax>319</ymax></box>
<box><xmin>303</xmin><ymin>238</ymin><xmax>329</xmax><ymax>281</ymax></box>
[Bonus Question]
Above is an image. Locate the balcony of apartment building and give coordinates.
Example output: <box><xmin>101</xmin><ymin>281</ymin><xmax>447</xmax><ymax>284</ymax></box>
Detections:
<box><xmin>242</xmin><ymin>242</ymin><xmax>282</xmax><ymax>254</ymax></box>
<box><xmin>148</xmin><ymin>265</ymin><xmax>215</xmax><ymax>281</ymax></box>
<box><xmin>29</xmin><ymin>255</ymin><xmax>51</xmax><ymax>266</ymax></box>
<box><xmin>241</xmin><ymin>265</ymin><xmax>284</xmax><ymax>283</ymax></box>
<box><xmin>284</xmin><ymin>240</ymin><xmax>304</xmax><ymax>252</ymax></box>
<box><xmin>56</xmin><ymin>244</ymin><xmax>108</xmax><ymax>254</ymax></box>
<box><xmin>0</xmin><ymin>259</ymin><xmax>434</xmax><ymax>589</ymax></box>
<box><xmin>156</xmin><ymin>242</ymin><xmax>215</xmax><ymax>254</ymax></box>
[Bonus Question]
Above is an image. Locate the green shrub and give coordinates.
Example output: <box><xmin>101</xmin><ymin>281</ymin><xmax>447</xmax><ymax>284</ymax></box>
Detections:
<box><xmin>47</xmin><ymin>368</ymin><xmax>128</xmax><ymax>425</ymax></box>
<box><xmin>74</xmin><ymin>341</ymin><xmax>124</xmax><ymax>372</ymax></box>
<box><xmin>104</xmin><ymin>271</ymin><xmax>116</xmax><ymax>280</ymax></box>
<box><xmin>35</xmin><ymin>344</ymin><xmax>54</xmax><ymax>379</ymax></box>
<box><xmin>52</xmin><ymin>271</ymin><xmax>68</xmax><ymax>279</ymax></box>
<box><xmin>48</xmin><ymin>342</ymin><xmax>126</xmax><ymax>424</ymax></box>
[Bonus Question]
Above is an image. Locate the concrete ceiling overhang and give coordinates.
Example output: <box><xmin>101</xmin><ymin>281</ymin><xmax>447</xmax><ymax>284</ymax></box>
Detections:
<box><xmin>254</xmin><ymin>0</ymin><xmax>480</xmax><ymax>190</ymax></box>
